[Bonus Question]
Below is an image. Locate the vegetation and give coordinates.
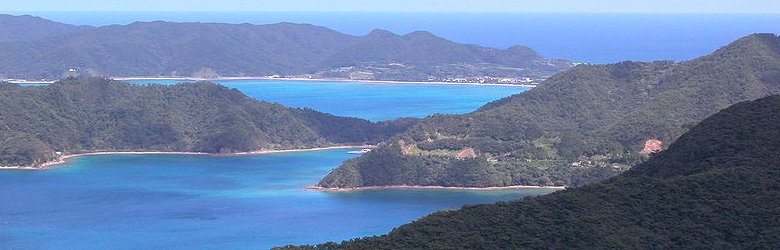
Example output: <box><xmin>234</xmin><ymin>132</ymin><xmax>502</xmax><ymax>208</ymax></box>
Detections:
<box><xmin>319</xmin><ymin>33</ymin><xmax>780</xmax><ymax>188</ymax></box>
<box><xmin>0</xmin><ymin>77</ymin><xmax>416</xmax><ymax>166</ymax></box>
<box><xmin>0</xmin><ymin>15</ymin><xmax>570</xmax><ymax>81</ymax></box>
<box><xmin>0</xmin><ymin>14</ymin><xmax>90</xmax><ymax>42</ymax></box>
<box><xmin>279</xmin><ymin>94</ymin><xmax>780</xmax><ymax>249</ymax></box>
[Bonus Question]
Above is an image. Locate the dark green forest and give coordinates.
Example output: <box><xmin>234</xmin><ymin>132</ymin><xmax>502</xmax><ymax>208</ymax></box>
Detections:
<box><xmin>280</xmin><ymin>94</ymin><xmax>780</xmax><ymax>249</ymax></box>
<box><xmin>0</xmin><ymin>77</ymin><xmax>416</xmax><ymax>166</ymax></box>
<box><xmin>318</xmin><ymin>33</ymin><xmax>780</xmax><ymax>188</ymax></box>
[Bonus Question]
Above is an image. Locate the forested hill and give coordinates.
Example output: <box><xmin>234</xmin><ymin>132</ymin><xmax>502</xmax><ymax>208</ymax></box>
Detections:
<box><xmin>0</xmin><ymin>78</ymin><xmax>416</xmax><ymax>167</ymax></box>
<box><xmin>318</xmin><ymin>33</ymin><xmax>780</xmax><ymax>189</ymax></box>
<box><xmin>0</xmin><ymin>14</ymin><xmax>91</xmax><ymax>42</ymax></box>
<box><xmin>0</xmin><ymin>15</ymin><xmax>570</xmax><ymax>81</ymax></box>
<box><xmin>283</xmin><ymin>94</ymin><xmax>780</xmax><ymax>249</ymax></box>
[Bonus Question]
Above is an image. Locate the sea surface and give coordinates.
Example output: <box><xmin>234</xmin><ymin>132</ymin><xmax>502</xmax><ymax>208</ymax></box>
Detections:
<box><xmin>126</xmin><ymin>79</ymin><xmax>528</xmax><ymax>121</ymax></box>
<box><xmin>0</xmin><ymin>150</ymin><xmax>554</xmax><ymax>249</ymax></box>
<box><xmin>18</xmin><ymin>12</ymin><xmax>780</xmax><ymax>63</ymax></box>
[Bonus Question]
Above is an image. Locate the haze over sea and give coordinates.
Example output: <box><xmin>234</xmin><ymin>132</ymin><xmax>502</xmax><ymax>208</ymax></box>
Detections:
<box><xmin>18</xmin><ymin>12</ymin><xmax>780</xmax><ymax>63</ymax></box>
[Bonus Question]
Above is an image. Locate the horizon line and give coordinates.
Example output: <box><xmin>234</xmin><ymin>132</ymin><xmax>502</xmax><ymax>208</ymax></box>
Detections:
<box><xmin>7</xmin><ymin>11</ymin><xmax>780</xmax><ymax>15</ymax></box>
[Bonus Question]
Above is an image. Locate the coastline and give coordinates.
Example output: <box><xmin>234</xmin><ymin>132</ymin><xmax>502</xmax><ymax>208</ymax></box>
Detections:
<box><xmin>4</xmin><ymin>145</ymin><xmax>372</xmax><ymax>171</ymax></box>
<box><xmin>6</xmin><ymin>76</ymin><xmax>536</xmax><ymax>87</ymax></box>
<box><xmin>114</xmin><ymin>76</ymin><xmax>539</xmax><ymax>88</ymax></box>
<box><xmin>306</xmin><ymin>184</ymin><xmax>566</xmax><ymax>192</ymax></box>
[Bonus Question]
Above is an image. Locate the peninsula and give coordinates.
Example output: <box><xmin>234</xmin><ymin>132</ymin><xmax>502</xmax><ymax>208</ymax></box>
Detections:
<box><xmin>283</xmin><ymin>93</ymin><xmax>780</xmax><ymax>249</ymax></box>
<box><xmin>0</xmin><ymin>77</ymin><xmax>416</xmax><ymax>168</ymax></box>
<box><xmin>316</xmin><ymin>33</ymin><xmax>780</xmax><ymax>189</ymax></box>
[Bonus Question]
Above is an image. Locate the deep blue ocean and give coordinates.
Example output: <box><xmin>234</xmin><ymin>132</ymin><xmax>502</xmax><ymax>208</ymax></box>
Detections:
<box><xmin>17</xmin><ymin>12</ymin><xmax>780</xmax><ymax>63</ymax></box>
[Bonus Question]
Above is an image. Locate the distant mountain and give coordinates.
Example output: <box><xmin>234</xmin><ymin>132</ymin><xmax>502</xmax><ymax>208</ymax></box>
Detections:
<box><xmin>317</xmin><ymin>33</ymin><xmax>780</xmax><ymax>189</ymax></box>
<box><xmin>0</xmin><ymin>14</ymin><xmax>91</xmax><ymax>42</ymax></box>
<box><xmin>0</xmin><ymin>16</ymin><xmax>570</xmax><ymax>81</ymax></box>
<box><xmin>0</xmin><ymin>77</ymin><xmax>416</xmax><ymax>167</ymax></box>
<box><xmin>318</xmin><ymin>29</ymin><xmax>567</xmax><ymax>81</ymax></box>
<box><xmin>283</xmin><ymin>94</ymin><xmax>780</xmax><ymax>249</ymax></box>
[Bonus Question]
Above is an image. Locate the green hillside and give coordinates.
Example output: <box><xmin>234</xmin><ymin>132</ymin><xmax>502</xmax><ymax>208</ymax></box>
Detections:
<box><xmin>319</xmin><ymin>33</ymin><xmax>780</xmax><ymax>188</ymax></box>
<box><xmin>0</xmin><ymin>14</ymin><xmax>90</xmax><ymax>42</ymax></box>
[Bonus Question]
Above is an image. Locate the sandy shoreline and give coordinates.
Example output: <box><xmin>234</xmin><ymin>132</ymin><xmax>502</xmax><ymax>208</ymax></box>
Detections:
<box><xmin>307</xmin><ymin>184</ymin><xmax>566</xmax><ymax>192</ymax></box>
<box><xmin>2</xmin><ymin>145</ymin><xmax>372</xmax><ymax>171</ymax></box>
<box><xmin>114</xmin><ymin>76</ymin><xmax>538</xmax><ymax>88</ymax></box>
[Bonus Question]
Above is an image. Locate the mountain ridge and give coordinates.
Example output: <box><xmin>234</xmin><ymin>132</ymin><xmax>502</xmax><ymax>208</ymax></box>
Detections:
<box><xmin>0</xmin><ymin>14</ymin><xmax>571</xmax><ymax>81</ymax></box>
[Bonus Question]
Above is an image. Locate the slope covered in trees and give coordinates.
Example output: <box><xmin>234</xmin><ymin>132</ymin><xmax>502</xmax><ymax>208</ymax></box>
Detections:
<box><xmin>283</xmin><ymin>94</ymin><xmax>780</xmax><ymax>249</ymax></box>
<box><xmin>318</xmin><ymin>33</ymin><xmax>780</xmax><ymax>188</ymax></box>
<box><xmin>0</xmin><ymin>15</ymin><xmax>570</xmax><ymax>80</ymax></box>
<box><xmin>0</xmin><ymin>14</ymin><xmax>90</xmax><ymax>42</ymax></box>
<box><xmin>0</xmin><ymin>77</ymin><xmax>416</xmax><ymax>166</ymax></box>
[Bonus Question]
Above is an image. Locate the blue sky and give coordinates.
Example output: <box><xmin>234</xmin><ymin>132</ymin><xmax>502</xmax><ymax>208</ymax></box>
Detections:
<box><xmin>2</xmin><ymin>0</ymin><xmax>779</xmax><ymax>13</ymax></box>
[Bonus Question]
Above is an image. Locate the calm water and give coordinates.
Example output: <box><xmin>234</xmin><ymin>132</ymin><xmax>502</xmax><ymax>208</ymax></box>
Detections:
<box><xmin>127</xmin><ymin>79</ymin><xmax>528</xmax><ymax>121</ymax></box>
<box><xmin>0</xmin><ymin>150</ymin><xmax>554</xmax><ymax>249</ymax></box>
<box><xmin>19</xmin><ymin>12</ymin><xmax>780</xmax><ymax>63</ymax></box>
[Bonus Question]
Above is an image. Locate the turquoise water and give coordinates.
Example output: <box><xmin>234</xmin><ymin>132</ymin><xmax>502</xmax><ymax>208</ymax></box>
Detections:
<box><xmin>0</xmin><ymin>150</ymin><xmax>554</xmax><ymax>249</ymax></box>
<box><xmin>127</xmin><ymin>79</ymin><xmax>528</xmax><ymax>121</ymax></box>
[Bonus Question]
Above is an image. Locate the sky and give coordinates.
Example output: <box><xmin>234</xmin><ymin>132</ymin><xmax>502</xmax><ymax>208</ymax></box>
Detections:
<box><xmin>1</xmin><ymin>0</ymin><xmax>779</xmax><ymax>13</ymax></box>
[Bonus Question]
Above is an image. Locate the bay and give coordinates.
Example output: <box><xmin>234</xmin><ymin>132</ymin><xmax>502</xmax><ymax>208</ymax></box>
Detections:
<box><xmin>0</xmin><ymin>150</ymin><xmax>554</xmax><ymax>249</ymax></box>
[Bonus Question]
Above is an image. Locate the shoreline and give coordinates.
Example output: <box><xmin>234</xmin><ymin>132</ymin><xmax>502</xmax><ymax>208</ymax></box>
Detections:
<box><xmin>3</xmin><ymin>145</ymin><xmax>372</xmax><ymax>171</ymax></box>
<box><xmin>9</xmin><ymin>76</ymin><xmax>537</xmax><ymax>88</ymax></box>
<box><xmin>116</xmin><ymin>76</ymin><xmax>538</xmax><ymax>87</ymax></box>
<box><xmin>306</xmin><ymin>184</ymin><xmax>566</xmax><ymax>192</ymax></box>
<box><xmin>4</xmin><ymin>76</ymin><xmax>536</xmax><ymax>88</ymax></box>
